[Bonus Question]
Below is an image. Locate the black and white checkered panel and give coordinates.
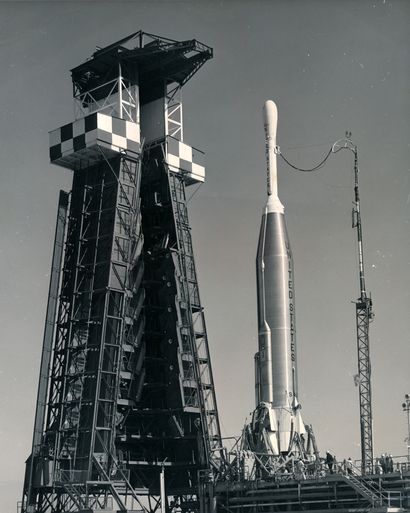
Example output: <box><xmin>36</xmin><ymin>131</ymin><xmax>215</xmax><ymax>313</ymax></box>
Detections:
<box><xmin>166</xmin><ymin>137</ymin><xmax>205</xmax><ymax>185</ymax></box>
<box><xmin>49</xmin><ymin>112</ymin><xmax>141</xmax><ymax>170</ymax></box>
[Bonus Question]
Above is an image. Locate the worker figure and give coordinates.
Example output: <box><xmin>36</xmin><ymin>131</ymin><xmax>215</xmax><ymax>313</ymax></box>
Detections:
<box><xmin>296</xmin><ymin>459</ymin><xmax>306</xmax><ymax>480</ymax></box>
<box><xmin>386</xmin><ymin>455</ymin><xmax>394</xmax><ymax>473</ymax></box>
<box><xmin>380</xmin><ymin>453</ymin><xmax>387</xmax><ymax>473</ymax></box>
<box><xmin>346</xmin><ymin>457</ymin><xmax>353</xmax><ymax>475</ymax></box>
<box><xmin>326</xmin><ymin>451</ymin><xmax>334</xmax><ymax>474</ymax></box>
<box><xmin>375</xmin><ymin>458</ymin><xmax>383</xmax><ymax>474</ymax></box>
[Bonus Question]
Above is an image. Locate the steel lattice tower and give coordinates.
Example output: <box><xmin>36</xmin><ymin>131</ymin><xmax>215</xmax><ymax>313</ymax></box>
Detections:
<box><xmin>21</xmin><ymin>32</ymin><xmax>222</xmax><ymax>513</ymax></box>
<box><xmin>352</xmin><ymin>148</ymin><xmax>374</xmax><ymax>475</ymax></box>
<box><xmin>332</xmin><ymin>137</ymin><xmax>374</xmax><ymax>476</ymax></box>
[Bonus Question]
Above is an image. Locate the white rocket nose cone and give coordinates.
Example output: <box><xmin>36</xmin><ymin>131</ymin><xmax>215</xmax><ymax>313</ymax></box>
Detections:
<box><xmin>263</xmin><ymin>100</ymin><xmax>278</xmax><ymax>141</ymax></box>
<box><xmin>263</xmin><ymin>100</ymin><xmax>283</xmax><ymax>213</ymax></box>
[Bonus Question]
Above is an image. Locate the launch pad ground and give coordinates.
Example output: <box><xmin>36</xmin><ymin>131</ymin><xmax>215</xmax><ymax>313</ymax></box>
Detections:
<box><xmin>210</xmin><ymin>469</ymin><xmax>410</xmax><ymax>513</ymax></box>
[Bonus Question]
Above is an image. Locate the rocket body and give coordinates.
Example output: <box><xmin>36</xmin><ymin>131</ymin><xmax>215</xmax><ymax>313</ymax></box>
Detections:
<box><xmin>251</xmin><ymin>100</ymin><xmax>305</xmax><ymax>457</ymax></box>
<box><xmin>256</xmin><ymin>210</ymin><xmax>296</xmax><ymax>407</ymax></box>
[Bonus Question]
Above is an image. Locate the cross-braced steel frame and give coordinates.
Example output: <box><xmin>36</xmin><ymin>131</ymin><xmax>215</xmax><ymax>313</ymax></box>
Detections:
<box><xmin>22</xmin><ymin>150</ymin><xmax>146</xmax><ymax>513</ymax></box>
<box><xmin>167</xmin><ymin>169</ymin><xmax>222</xmax><ymax>470</ymax></box>
<box><xmin>23</xmin><ymin>31</ymin><xmax>218</xmax><ymax>513</ymax></box>
<box><xmin>114</xmin><ymin>138</ymin><xmax>222</xmax><ymax>505</ymax></box>
<box><xmin>356</xmin><ymin>297</ymin><xmax>373</xmax><ymax>475</ymax></box>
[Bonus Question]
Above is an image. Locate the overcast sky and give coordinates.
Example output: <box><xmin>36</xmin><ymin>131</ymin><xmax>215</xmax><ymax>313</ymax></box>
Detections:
<box><xmin>0</xmin><ymin>0</ymin><xmax>409</xmax><ymax>510</ymax></box>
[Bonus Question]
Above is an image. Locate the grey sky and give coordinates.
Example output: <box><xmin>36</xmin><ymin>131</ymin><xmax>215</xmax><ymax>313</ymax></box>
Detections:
<box><xmin>0</xmin><ymin>1</ymin><xmax>409</xmax><ymax>510</ymax></box>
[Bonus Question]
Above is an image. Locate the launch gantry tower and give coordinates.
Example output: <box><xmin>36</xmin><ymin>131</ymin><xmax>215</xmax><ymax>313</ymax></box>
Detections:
<box><xmin>21</xmin><ymin>31</ymin><xmax>222</xmax><ymax>513</ymax></box>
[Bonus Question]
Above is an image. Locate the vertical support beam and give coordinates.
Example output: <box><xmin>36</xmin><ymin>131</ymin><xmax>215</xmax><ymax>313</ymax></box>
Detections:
<box><xmin>165</xmin><ymin>84</ymin><xmax>183</xmax><ymax>141</ymax></box>
<box><xmin>25</xmin><ymin>191</ymin><xmax>69</xmax><ymax>505</ymax></box>
<box><xmin>160</xmin><ymin>465</ymin><xmax>166</xmax><ymax>513</ymax></box>
<box><xmin>118</xmin><ymin>62</ymin><xmax>123</xmax><ymax>119</ymax></box>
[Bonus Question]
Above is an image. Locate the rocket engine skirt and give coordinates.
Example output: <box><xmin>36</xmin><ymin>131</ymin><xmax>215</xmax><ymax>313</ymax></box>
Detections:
<box><xmin>256</xmin><ymin>211</ymin><xmax>297</xmax><ymax>408</ymax></box>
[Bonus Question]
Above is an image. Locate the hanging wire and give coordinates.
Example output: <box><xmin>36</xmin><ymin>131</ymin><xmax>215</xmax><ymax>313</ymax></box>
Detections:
<box><xmin>279</xmin><ymin>146</ymin><xmax>334</xmax><ymax>172</ymax></box>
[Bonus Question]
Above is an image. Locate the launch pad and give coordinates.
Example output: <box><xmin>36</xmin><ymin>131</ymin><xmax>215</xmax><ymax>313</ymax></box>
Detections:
<box><xmin>209</xmin><ymin>469</ymin><xmax>410</xmax><ymax>513</ymax></box>
<box><xmin>19</xmin><ymin>31</ymin><xmax>410</xmax><ymax>513</ymax></box>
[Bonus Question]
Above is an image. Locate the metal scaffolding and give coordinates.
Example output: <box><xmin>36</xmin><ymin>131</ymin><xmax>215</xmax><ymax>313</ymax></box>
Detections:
<box><xmin>167</xmin><ymin>169</ymin><xmax>222</xmax><ymax>470</ymax></box>
<box><xmin>22</xmin><ymin>31</ymin><xmax>220</xmax><ymax>513</ymax></box>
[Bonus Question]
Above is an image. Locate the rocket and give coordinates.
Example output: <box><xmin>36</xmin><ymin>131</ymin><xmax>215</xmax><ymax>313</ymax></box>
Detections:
<box><xmin>250</xmin><ymin>100</ymin><xmax>306</xmax><ymax>457</ymax></box>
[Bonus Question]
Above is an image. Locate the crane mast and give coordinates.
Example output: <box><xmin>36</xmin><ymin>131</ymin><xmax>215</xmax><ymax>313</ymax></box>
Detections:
<box><xmin>332</xmin><ymin>135</ymin><xmax>374</xmax><ymax>474</ymax></box>
<box><xmin>351</xmin><ymin>142</ymin><xmax>374</xmax><ymax>475</ymax></box>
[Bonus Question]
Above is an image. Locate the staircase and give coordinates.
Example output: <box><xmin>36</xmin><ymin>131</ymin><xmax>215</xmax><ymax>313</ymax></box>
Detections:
<box><xmin>92</xmin><ymin>454</ymin><xmax>149</xmax><ymax>513</ymax></box>
<box><xmin>62</xmin><ymin>482</ymin><xmax>88</xmax><ymax>511</ymax></box>
<box><xmin>341</xmin><ymin>463</ymin><xmax>389</xmax><ymax>507</ymax></box>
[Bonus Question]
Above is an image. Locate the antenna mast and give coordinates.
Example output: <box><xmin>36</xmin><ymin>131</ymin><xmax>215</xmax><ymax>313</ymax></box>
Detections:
<box><xmin>334</xmin><ymin>134</ymin><xmax>374</xmax><ymax>475</ymax></box>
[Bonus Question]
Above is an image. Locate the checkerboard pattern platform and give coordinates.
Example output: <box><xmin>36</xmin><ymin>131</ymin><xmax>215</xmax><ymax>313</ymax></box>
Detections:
<box><xmin>166</xmin><ymin>137</ymin><xmax>205</xmax><ymax>185</ymax></box>
<box><xmin>49</xmin><ymin>112</ymin><xmax>141</xmax><ymax>170</ymax></box>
